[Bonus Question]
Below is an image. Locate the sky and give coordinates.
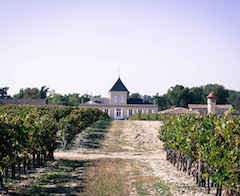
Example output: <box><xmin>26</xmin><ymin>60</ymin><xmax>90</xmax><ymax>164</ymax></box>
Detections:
<box><xmin>1</xmin><ymin>0</ymin><xmax>240</xmax><ymax>97</ymax></box>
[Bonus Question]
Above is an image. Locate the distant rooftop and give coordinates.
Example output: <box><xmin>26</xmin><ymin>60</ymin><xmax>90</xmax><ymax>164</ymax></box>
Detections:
<box><xmin>159</xmin><ymin>107</ymin><xmax>199</xmax><ymax>114</ymax></box>
<box><xmin>127</xmin><ymin>98</ymin><xmax>152</xmax><ymax>105</ymax></box>
<box><xmin>80</xmin><ymin>97</ymin><xmax>154</xmax><ymax>106</ymax></box>
<box><xmin>0</xmin><ymin>98</ymin><xmax>47</xmax><ymax>106</ymax></box>
<box><xmin>188</xmin><ymin>104</ymin><xmax>232</xmax><ymax>109</ymax></box>
<box><xmin>109</xmin><ymin>77</ymin><xmax>129</xmax><ymax>92</ymax></box>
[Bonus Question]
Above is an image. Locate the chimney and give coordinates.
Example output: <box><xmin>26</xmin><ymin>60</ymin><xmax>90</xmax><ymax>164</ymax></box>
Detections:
<box><xmin>207</xmin><ymin>92</ymin><xmax>216</xmax><ymax>114</ymax></box>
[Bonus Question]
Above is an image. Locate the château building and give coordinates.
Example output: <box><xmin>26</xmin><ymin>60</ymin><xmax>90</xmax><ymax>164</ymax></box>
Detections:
<box><xmin>79</xmin><ymin>78</ymin><xmax>158</xmax><ymax>119</ymax></box>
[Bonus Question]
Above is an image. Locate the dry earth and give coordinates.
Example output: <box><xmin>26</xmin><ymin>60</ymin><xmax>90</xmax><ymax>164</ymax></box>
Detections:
<box><xmin>55</xmin><ymin>120</ymin><xmax>215</xmax><ymax>196</ymax></box>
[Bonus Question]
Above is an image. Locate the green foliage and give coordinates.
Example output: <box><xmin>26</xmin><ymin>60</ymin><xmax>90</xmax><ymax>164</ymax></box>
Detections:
<box><xmin>129</xmin><ymin>93</ymin><xmax>142</xmax><ymax>99</ymax></box>
<box><xmin>0</xmin><ymin>87</ymin><xmax>10</xmax><ymax>99</ymax></box>
<box><xmin>202</xmin><ymin>84</ymin><xmax>229</xmax><ymax>104</ymax></box>
<box><xmin>153</xmin><ymin>94</ymin><xmax>169</xmax><ymax>111</ymax></box>
<box><xmin>189</xmin><ymin>87</ymin><xmax>205</xmax><ymax>104</ymax></box>
<box><xmin>154</xmin><ymin>84</ymin><xmax>232</xmax><ymax>112</ymax></box>
<box><xmin>13</xmin><ymin>86</ymin><xmax>49</xmax><ymax>99</ymax></box>
<box><xmin>159</xmin><ymin>114</ymin><xmax>240</xmax><ymax>192</ymax></box>
<box><xmin>39</xmin><ymin>86</ymin><xmax>49</xmax><ymax>99</ymax></box>
<box><xmin>227</xmin><ymin>91</ymin><xmax>240</xmax><ymax>111</ymax></box>
<box><xmin>23</xmin><ymin>88</ymin><xmax>39</xmax><ymax>99</ymax></box>
<box><xmin>48</xmin><ymin>93</ymin><xmax>90</xmax><ymax>106</ymax></box>
<box><xmin>60</xmin><ymin>108</ymin><xmax>110</xmax><ymax>146</ymax></box>
<box><xmin>0</xmin><ymin>105</ymin><xmax>110</xmax><ymax>185</ymax></box>
<box><xmin>167</xmin><ymin>85</ymin><xmax>192</xmax><ymax>107</ymax></box>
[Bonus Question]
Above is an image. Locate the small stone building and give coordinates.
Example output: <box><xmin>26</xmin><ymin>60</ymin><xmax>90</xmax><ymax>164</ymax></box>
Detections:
<box><xmin>188</xmin><ymin>92</ymin><xmax>232</xmax><ymax>115</ymax></box>
<box><xmin>79</xmin><ymin>78</ymin><xmax>158</xmax><ymax>119</ymax></box>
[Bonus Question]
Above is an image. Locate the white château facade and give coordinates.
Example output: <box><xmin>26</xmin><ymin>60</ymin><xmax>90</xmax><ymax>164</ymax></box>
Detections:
<box><xmin>79</xmin><ymin>78</ymin><xmax>158</xmax><ymax>119</ymax></box>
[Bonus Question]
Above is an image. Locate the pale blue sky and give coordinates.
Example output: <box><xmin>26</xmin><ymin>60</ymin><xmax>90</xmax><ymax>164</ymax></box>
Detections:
<box><xmin>1</xmin><ymin>0</ymin><xmax>239</xmax><ymax>96</ymax></box>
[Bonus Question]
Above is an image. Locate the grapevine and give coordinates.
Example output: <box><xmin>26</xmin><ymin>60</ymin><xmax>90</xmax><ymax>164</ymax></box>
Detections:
<box><xmin>0</xmin><ymin>105</ymin><xmax>110</xmax><ymax>191</ymax></box>
<box><xmin>159</xmin><ymin>114</ymin><xmax>240</xmax><ymax>196</ymax></box>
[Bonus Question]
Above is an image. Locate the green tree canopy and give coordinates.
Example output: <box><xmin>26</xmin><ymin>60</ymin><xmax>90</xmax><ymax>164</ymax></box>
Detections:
<box><xmin>227</xmin><ymin>91</ymin><xmax>240</xmax><ymax>111</ymax></box>
<box><xmin>40</xmin><ymin>86</ymin><xmax>49</xmax><ymax>99</ymax></box>
<box><xmin>14</xmin><ymin>86</ymin><xmax>49</xmax><ymax>99</ymax></box>
<box><xmin>153</xmin><ymin>93</ymin><xmax>169</xmax><ymax>111</ymax></box>
<box><xmin>201</xmin><ymin>84</ymin><xmax>228</xmax><ymax>104</ymax></box>
<box><xmin>129</xmin><ymin>93</ymin><xmax>142</xmax><ymax>99</ymax></box>
<box><xmin>167</xmin><ymin>85</ymin><xmax>193</xmax><ymax>107</ymax></box>
<box><xmin>0</xmin><ymin>87</ymin><xmax>10</xmax><ymax>99</ymax></box>
<box><xmin>47</xmin><ymin>92</ymin><xmax>90</xmax><ymax>106</ymax></box>
<box><xmin>189</xmin><ymin>87</ymin><xmax>205</xmax><ymax>104</ymax></box>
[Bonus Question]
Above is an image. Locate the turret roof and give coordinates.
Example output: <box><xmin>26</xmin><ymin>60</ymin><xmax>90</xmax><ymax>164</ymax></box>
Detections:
<box><xmin>207</xmin><ymin>92</ymin><xmax>216</xmax><ymax>99</ymax></box>
<box><xmin>109</xmin><ymin>78</ymin><xmax>129</xmax><ymax>92</ymax></box>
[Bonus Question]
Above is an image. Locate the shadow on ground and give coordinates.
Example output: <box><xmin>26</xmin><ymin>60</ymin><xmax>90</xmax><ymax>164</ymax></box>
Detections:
<box><xmin>6</xmin><ymin>159</ymin><xmax>95</xmax><ymax>196</ymax></box>
<box><xmin>79</xmin><ymin>120</ymin><xmax>112</xmax><ymax>149</ymax></box>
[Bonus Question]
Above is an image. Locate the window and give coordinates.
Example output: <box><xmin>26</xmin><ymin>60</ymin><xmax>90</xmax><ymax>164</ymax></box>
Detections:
<box><xmin>116</xmin><ymin>108</ymin><xmax>121</xmax><ymax>117</ymax></box>
<box><xmin>149</xmin><ymin>109</ymin><xmax>152</xmax><ymax>114</ymax></box>
<box><xmin>120</xmin><ymin>95</ymin><xmax>124</xmax><ymax>103</ymax></box>
<box><xmin>129</xmin><ymin>109</ymin><xmax>133</xmax><ymax>117</ymax></box>
<box><xmin>114</xmin><ymin>96</ymin><xmax>118</xmax><ymax>104</ymax></box>
<box><xmin>104</xmin><ymin>109</ymin><xmax>108</xmax><ymax>113</ymax></box>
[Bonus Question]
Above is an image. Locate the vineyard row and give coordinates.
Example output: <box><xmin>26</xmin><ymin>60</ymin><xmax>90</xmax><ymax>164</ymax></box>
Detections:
<box><xmin>159</xmin><ymin>114</ymin><xmax>240</xmax><ymax>196</ymax></box>
<box><xmin>0</xmin><ymin>105</ymin><xmax>110</xmax><ymax>191</ymax></box>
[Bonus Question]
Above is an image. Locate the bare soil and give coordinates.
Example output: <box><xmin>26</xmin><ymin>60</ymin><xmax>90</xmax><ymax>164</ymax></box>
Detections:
<box><xmin>55</xmin><ymin>120</ymin><xmax>214</xmax><ymax>196</ymax></box>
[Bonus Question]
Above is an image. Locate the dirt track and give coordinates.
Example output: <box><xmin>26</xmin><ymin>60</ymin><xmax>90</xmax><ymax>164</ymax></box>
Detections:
<box><xmin>54</xmin><ymin>120</ymin><xmax>214</xmax><ymax>196</ymax></box>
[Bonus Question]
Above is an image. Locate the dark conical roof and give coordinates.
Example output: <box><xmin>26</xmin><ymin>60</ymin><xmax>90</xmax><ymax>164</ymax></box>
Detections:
<box><xmin>109</xmin><ymin>78</ymin><xmax>129</xmax><ymax>92</ymax></box>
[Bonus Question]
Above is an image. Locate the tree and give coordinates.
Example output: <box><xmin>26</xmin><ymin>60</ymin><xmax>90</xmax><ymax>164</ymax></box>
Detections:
<box><xmin>201</xmin><ymin>84</ymin><xmax>228</xmax><ymax>104</ymax></box>
<box><xmin>143</xmin><ymin>95</ymin><xmax>153</xmax><ymax>103</ymax></box>
<box><xmin>0</xmin><ymin>87</ymin><xmax>10</xmax><ymax>99</ymax></box>
<box><xmin>14</xmin><ymin>86</ymin><xmax>49</xmax><ymax>99</ymax></box>
<box><xmin>23</xmin><ymin>88</ymin><xmax>40</xmax><ymax>99</ymax></box>
<box><xmin>13</xmin><ymin>89</ymin><xmax>24</xmax><ymax>99</ymax></box>
<box><xmin>167</xmin><ymin>85</ymin><xmax>192</xmax><ymax>107</ymax></box>
<box><xmin>227</xmin><ymin>91</ymin><xmax>240</xmax><ymax>111</ymax></box>
<box><xmin>153</xmin><ymin>93</ymin><xmax>169</xmax><ymax>111</ymax></box>
<box><xmin>48</xmin><ymin>93</ymin><xmax>68</xmax><ymax>105</ymax></box>
<box><xmin>67</xmin><ymin>94</ymin><xmax>81</xmax><ymax>106</ymax></box>
<box><xmin>80</xmin><ymin>94</ymin><xmax>90</xmax><ymax>104</ymax></box>
<box><xmin>47</xmin><ymin>92</ymin><xmax>90</xmax><ymax>106</ymax></box>
<box><xmin>189</xmin><ymin>87</ymin><xmax>205</xmax><ymax>104</ymax></box>
<box><xmin>40</xmin><ymin>86</ymin><xmax>49</xmax><ymax>99</ymax></box>
<box><xmin>129</xmin><ymin>93</ymin><xmax>142</xmax><ymax>99</ymax></box>
<box><xmin>214</xmin><ymin>85</ymin><xmax>229</xmax><ymax>104</ymax></box>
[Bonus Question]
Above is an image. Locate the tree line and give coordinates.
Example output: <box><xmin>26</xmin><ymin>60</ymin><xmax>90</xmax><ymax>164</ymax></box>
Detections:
<box><xmin>0</xmin><ymin>86</ymin><xmax>90</xmax><ymax>106</ymax></box>
<box><xmin>1</xmin><ymin>83</ymin><xmax>240</xmax><ymax>110</ymax></box>
<box><xmin>130</xmin><ymin>84</ymin><xmax>240</xmax><ymax>111</ymax></box>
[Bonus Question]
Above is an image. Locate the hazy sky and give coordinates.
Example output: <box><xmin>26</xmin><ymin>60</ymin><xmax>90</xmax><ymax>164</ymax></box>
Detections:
<box><xmin>1</xmin><ymin>0</ymin><xmax>239</xmax><ymax>96</ymax></box>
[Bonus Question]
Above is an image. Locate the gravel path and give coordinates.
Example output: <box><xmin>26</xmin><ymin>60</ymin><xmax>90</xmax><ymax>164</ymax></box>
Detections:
<box><xmin>54</xmin><ymin>120</ymin><xmax>215</xmax><ymax>196</ymax></box>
